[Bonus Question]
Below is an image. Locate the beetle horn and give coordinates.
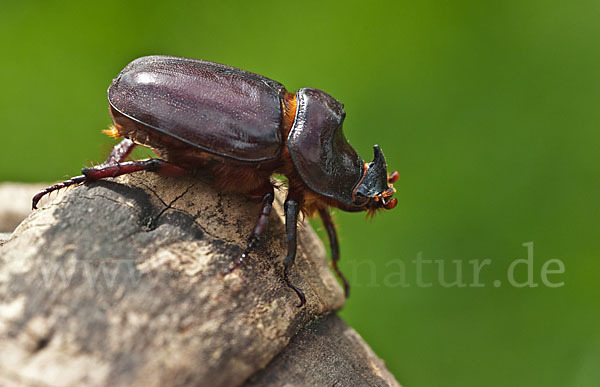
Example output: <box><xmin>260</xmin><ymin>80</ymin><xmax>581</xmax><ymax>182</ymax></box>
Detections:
<box><xmin>371</xmin><ymin>145</ymin><xmax>387</xmax><ymax>171</ymax></box>
<box><xmin>355</xmin><ymin>145</ymin><xmax>390</xmax><ymax>199</ymax></box>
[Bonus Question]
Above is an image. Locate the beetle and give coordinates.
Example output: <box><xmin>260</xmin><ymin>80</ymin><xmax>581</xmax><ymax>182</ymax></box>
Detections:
<box><xmin>32</xmin><ymin>55</ymin><xmax>398</xmax><ymax>307</ymax></box>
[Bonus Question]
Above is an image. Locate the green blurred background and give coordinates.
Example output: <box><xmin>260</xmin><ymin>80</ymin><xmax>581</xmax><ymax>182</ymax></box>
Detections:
<box><xmin>2</xmin><ymin>1</ymin><xmax>599</xmax><ymax>385</ymax></box>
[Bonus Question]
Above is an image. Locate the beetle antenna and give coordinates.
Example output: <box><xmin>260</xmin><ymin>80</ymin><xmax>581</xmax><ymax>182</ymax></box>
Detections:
<box><xmin>380</xmin><ymin>195</ymin><xmax>388</xmax><ymax>206</ymax></box>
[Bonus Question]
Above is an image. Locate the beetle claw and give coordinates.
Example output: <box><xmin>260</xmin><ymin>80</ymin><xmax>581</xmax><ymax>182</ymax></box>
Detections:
<box><xmin>284</xmin><ymin>274</ymin><xmax>306</xmax><ymax>307</ymax></box>
<box><xmin>223</xmin><ymin>251</ymin><xmax>249</xmax><ymax>276</ymax></box>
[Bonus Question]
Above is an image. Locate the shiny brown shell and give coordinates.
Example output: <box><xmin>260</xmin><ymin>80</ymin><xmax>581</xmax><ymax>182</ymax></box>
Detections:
<box><xmin>108</xmin><ymin>56</ymin><xmax>286</xmax><ymax>162</ymax></box>
<box><xmin>286</xmin><ymin>88</ymin><xmax>364</xmax><ymax>206</ymax></box>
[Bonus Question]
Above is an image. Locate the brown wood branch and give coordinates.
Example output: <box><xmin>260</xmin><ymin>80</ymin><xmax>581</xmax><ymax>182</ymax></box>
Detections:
<box><xmin>0</xmin><ymin>176</ymin><xmax>400</xmax><ymax>386</ymax></box>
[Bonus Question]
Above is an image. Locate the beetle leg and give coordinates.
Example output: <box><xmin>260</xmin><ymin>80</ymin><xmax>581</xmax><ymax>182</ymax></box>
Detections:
<box><xmin>81</xmin><ymin>159</ymin><xmax>187</xmax><ymax>180</ymax></box>
<box><xmin>32</xmin><ymin>159</ymin><xmax>187</xmax><ymax>209</ymax></box>
<box><xmin>32</xmin><ymin>175</ymin><xmax>88</xmax><ymax>209</ymax></box>
<box><xmin>102</xmin><ymin>138</ymin><xmax>136</xmax><ymax>165</ymax></box>
<box><xmin>318</xmin><ymin>207</ymin><xmax>350</xmax><ymax>297</ymax></box>
<box><xmin>223</xmin><ymin>185</ymin><xmax>275</xmax><ymax>275</ymax></box>
<box><xmin>32</xmin><ymin>139</ymin><xmax>138</xmax><ymax>209</ymax></box>
<box><xmin>282</xmin><ymin>197</ymin><xmax>306</xmax><ymax>307</ymax></box>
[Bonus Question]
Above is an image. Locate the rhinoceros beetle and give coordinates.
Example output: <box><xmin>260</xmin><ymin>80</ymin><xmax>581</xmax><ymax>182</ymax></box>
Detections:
<box><xmin>32</xmin><ymin>56</ymin><xmax>398</xmax><ymax>307</ymax></box>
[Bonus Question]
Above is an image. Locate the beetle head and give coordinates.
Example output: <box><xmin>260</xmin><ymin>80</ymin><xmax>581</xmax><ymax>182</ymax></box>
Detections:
<box><xmin>353</xmin><ymin>145</ymin><xmax>398</xmax><ymax>212</ymax></box>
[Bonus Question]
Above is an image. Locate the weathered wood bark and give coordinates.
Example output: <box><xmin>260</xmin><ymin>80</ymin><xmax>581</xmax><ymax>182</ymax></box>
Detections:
<box><xmin>0</xmin><ymin>183</ymin><xmax>47</xmax><ymax>232</ymax></box>
<box><xmin>0</xmin><ymin>176</ymin><xmax>399</xmax><ymax>387</ymax></box>
<box><xmin>246</xmin><ymin>314</ymin><xmax>400</xmax><ymax>386</ymax></box>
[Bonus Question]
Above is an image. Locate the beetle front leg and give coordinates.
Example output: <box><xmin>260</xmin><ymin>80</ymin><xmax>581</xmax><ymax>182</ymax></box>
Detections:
<box><xmin>223</xmin><ymin>185</ymin><xmax>275</xmax><ymax>275</ymax></box>
<box><xmin>318</xmin><ymin>207</ymin><xmax>350</xmax><ymax>297</ymax></box>
<box><xmin>282</xmin><ymin>197</ymin><xmax>306</xmax><ymax>307</ymax></box>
